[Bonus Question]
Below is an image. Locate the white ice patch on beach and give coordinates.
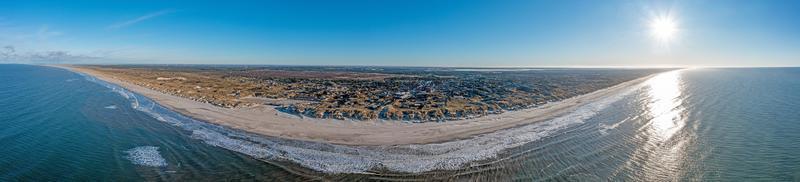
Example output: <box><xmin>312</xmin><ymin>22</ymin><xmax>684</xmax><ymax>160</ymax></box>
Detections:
<box><xmin>124</xmin><ymin>146</ymin><xmax>167</xmax><ymax>167</ymax></box>
<box><xmin>104</xmin><ymin>105</ymin><xmax>118</xmax><ymax>109</ymax></box>
<box><xmin>78</xmin><ymin>70</ymin><xmax>648</xmax><ymax>174</ymax></box>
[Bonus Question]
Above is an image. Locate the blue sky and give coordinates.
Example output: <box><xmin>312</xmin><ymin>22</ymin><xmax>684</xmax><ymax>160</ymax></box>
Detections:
<box><xmin>0</xmin><ymin>0</ymin><xmax>798</xmax><ymax>67</ymax></box>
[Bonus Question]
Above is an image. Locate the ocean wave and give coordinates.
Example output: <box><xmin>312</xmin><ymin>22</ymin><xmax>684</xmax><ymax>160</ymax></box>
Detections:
<box><xmin>599</xmin><ymin>115</ymin><xmax>638</xmax><ymax>135</ymax></box>
<box><xmin>77</xmin><ymin>71</ymin><xmax>645</xmax><ymax>174</ymax></box>
<box><xmin>124</xmin><ymin>146</ymin><xmax>167</xmax><ymax>167</ymax></box>
<box><xmin>104</xmin><ymin>105</ymin><xmax>118</xmax><ymax>109</ymax></box>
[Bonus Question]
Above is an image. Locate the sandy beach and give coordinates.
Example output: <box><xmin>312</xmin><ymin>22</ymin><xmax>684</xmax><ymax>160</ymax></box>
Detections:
<box><xmin>58</xmin><ymin>65</ymin><xmax>655</xmax><ymax>146</ymax></box>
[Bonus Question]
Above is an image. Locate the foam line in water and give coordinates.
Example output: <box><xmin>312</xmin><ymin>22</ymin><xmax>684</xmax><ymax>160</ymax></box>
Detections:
<box><xmin>124</xmin><ymin>146</ymin><xmax>167</xmax><ymax>167</ymax></box>
<box><xmin>599</xmin><ymin>115</ymin><xmax>639</xmax><ymax>135</ymax></box>
<box><xmin>76</xmin><ymin>71</ymin><xmax>646</xmax><ymax>173</ymax></box>
<box><xmin>104</xmin><ymin>105</ymin><xmax>118</xmax><ymax>109</ymax></box>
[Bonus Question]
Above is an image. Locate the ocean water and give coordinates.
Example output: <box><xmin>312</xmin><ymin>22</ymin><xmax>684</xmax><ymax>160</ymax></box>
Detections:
<box><xmin>0</xmin><ymin>65</ymin><xmax>298</xmax><ymax>181</ymax></box>
<box><xmin>1</xmin><ymin>64</ymin><xmax>799</xmax><ymax>181</ymax></box>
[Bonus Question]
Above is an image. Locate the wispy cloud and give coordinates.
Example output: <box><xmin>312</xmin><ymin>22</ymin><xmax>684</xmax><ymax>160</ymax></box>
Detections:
<box><xmin>106</xmin><ymin>9</ymin><xmax>174</xmax><ymax>30</ymax></box>
<box><xmin>0</xmin><ymin>46</ymin><xmax>16</xmax><ymax>59</ymax></box>
<box><xmin>0</xmin><ymin>45</ymin><xmax>100</xmax><ymax>63</ymax></box>
<box><xmin>27</xmin><ymin>50</ymin><xmax>99</xmax><ymax>63</ymax></box>
<box><xmin>37</xmin><ymin>25</ymin><xmax>62</xmax><ymax>40</ymax></box>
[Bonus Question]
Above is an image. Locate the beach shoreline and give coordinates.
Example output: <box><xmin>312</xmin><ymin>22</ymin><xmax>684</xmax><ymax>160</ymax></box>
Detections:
<box><xmin>54</xmin><ymin>65</ymin><xmax>657</xmax><ymax>146</ymax></box>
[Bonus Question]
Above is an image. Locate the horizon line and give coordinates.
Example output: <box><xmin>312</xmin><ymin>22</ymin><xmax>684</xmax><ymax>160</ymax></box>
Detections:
<box><xmin>30</xmin><ymin>63</ymin><xmax>800</xmax><ymax>69</ymax></box>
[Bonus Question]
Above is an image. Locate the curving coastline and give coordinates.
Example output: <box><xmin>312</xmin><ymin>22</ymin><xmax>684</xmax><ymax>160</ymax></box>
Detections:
<box><xmin>51</xmin><ymin>65</ymin><xmax>662</xmax><ymax>173</ymax></box>
<box><xmin>56</xmin><ymin>65</ymin><xmax>657</xmax><ymax>146</ymax></box>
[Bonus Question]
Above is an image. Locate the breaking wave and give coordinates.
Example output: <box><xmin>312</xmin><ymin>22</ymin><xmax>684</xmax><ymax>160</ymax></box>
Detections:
<box><xmin>75</xmin><ymin>71</ymin><xmax>646</xmax><ymax>174</ymax></box>
<box><xmin>124</xmin><ymin>146</ymin><xmax>167</xmax><ymax>167</ymax></box>
<box><xmin>104</xmin><ymin>105</ymin><xmax>118</xmax><ymax>109</ymax></box>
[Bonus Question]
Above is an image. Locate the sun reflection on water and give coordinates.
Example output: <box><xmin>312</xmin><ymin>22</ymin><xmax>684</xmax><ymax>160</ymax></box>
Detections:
<box><xmin>632</xmin><ymin>70</ymin><xmax>689</xmax><ymax>180</ymax></box>
<box><xmin>645</xmin><ymin>70</ymin><xmax>685</xmax><ymax>140</ymax></box>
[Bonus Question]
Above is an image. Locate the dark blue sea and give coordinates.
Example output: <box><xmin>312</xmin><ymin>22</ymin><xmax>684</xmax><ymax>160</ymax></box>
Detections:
<box><xmin>1</xmin><ymin>64</ymin><xmax>799</xmax><ymax>181</ymax></box>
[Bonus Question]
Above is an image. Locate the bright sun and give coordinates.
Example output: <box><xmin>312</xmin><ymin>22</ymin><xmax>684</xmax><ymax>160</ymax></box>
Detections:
<box><xmin>650</xmin><ymin>16</ymin><xmax>678</xmax><ymax>43</ymax></box>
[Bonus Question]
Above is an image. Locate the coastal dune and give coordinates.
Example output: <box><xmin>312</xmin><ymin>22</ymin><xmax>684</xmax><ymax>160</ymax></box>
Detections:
<box><xmin>56</xmin><ymin>65</ymin><xmax>662</xmax><ymax>173</ymax></box>
<box><xmin>60</xmin><ymin>65</ymin><xmax>655</xmax><ymax>146</ymax></box>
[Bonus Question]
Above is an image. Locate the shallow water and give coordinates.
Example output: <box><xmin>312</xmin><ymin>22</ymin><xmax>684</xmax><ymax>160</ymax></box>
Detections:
<box><xmin>1</xmin><ymin>65</ymin><xmax>799</xmax><ymax>181</ymax></box>
<box><xmin>0</xmin><ymin>65</ymin><xmax>299</xmax><ymax>181</ymax></box>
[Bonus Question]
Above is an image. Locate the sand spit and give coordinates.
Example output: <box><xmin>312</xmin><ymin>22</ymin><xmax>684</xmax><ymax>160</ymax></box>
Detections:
<box><xmin>55</xmin><ymin>65</ymin><xmax>659</xmax><ymax>173</ymax></box>
<box><xmin>59</xmin><ymin>65</ymin><xmax>654</xmax><ymax>146</ymax></box>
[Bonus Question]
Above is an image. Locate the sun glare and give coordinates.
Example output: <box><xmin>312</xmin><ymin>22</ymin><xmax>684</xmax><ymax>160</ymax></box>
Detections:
<box><xmin>650</xmin><ymin>16</ymin><xmax>678</xmax><ymax>43</ymax></box>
